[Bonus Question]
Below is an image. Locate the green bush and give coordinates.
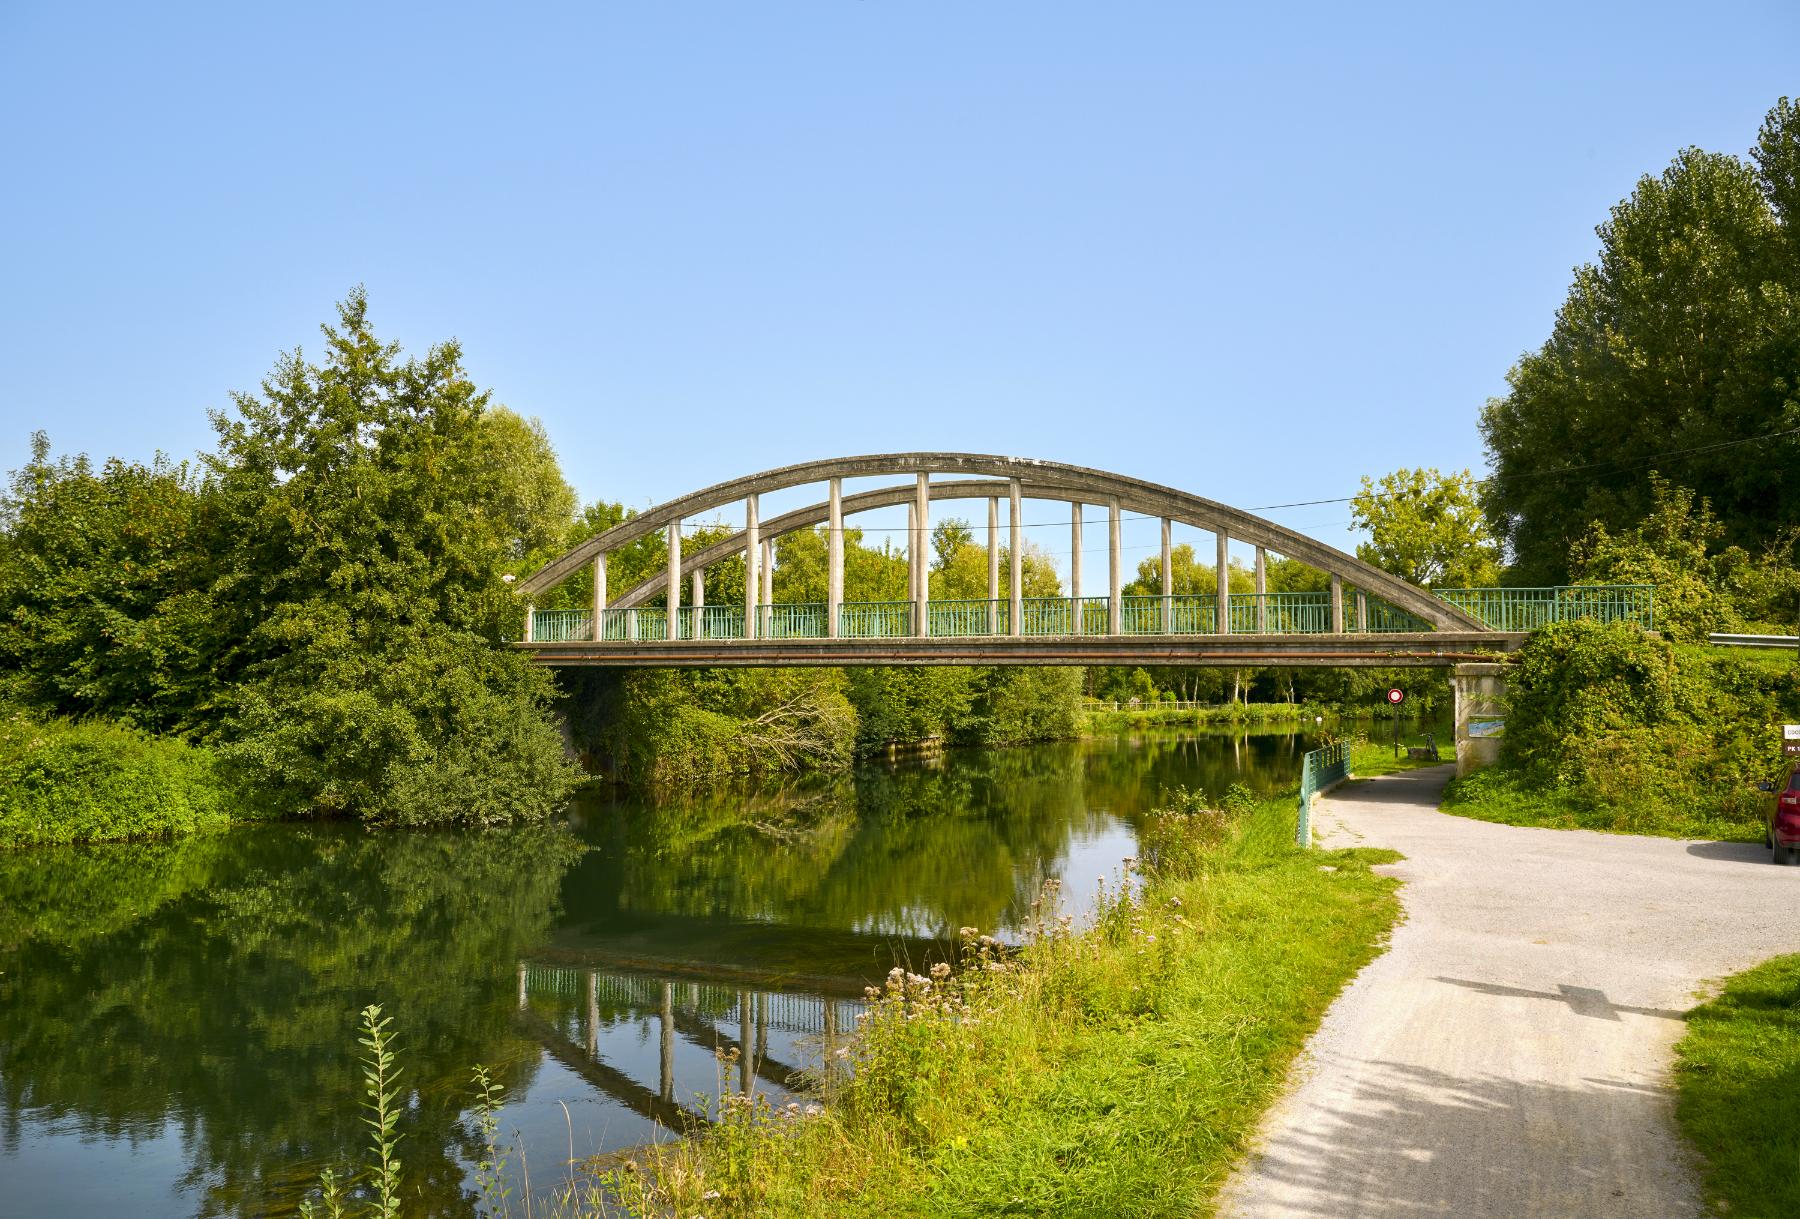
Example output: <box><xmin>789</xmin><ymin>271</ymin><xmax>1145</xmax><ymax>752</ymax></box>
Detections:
<box><xmin>0</xmin><ymin>714</ymin><xmax>245</xmax><ymax>847</ymax></box>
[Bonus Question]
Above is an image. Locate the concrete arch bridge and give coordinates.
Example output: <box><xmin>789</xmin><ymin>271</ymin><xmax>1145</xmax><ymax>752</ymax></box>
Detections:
<box><xmin>514</xmin><ymin>453</ymin><xmax>1652</xmax><ymax>669</ymax></box>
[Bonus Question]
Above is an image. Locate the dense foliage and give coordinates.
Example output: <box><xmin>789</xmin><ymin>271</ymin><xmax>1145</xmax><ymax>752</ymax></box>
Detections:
<box><xmin>1481</xmin><ymin>98</ymin><xmax>1800</xmax><ymax>583</ymax></box>
<box><xmin>0</xmin><ymin>291</ymin><xmax>583</xmax><ymax>836</ymax></box>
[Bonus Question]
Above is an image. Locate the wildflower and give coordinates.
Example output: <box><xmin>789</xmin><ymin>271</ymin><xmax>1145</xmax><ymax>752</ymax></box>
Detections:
<box><xmin>930</xmin><ymin>961</ymin><xmax>951</xmax><ymax>980</ymax></box>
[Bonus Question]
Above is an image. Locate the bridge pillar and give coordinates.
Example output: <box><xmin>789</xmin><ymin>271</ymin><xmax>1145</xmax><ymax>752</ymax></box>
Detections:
<box><xmin>523</xmin><ymin>601</ymin><xmax>534</xmax><ymax>643</ymax></box>
<box><xmin>592</xmin><ymin>554</ymin><xmax>606</xmax><ymax>641</ymax></box>
<box><xmin>1330</xmin><ymin>574</ymin><xmax>1345</xmax><ymax>633</ymax></box>
<box><xmin>1452</xmin><ymin>662</ymin><xmax>1508</xmax><ymax>777</ymax></box>
<box><xmin>1254</xmin><ymin>546</ymin><xmax>1268</xmax><ymax>632</ymax></box>
<box><xmin>666</xmin><ymin>523</ymin><xmax>681</xmax><ymax>640</ymax></box>
<box><xmin>1070</xmin><ymin>501</ymin><xmax>1083</xmax><ymax>634</ymax></box>
<box><xmin>691</xmin><ymin>569</ymin><xmax>705</xmax><ymax>637</ymax></box>
<box><xmin>1009</xmin><ymin>479</ymin><xmax>1023</xmax><ymax>637</ymax></box>
<box><xmin>744</xmin><ymin>495</ymin><xmax>759</xmax><ymax>639</ymax></box>
<box><xmin>827</xmin><ymin>477</ymin><xmax>843</xmax><ymax>637</ymax></box>
<box><xmin>1108</xmin><ymin>497</ymin><xmax>1122</xmax><ymax>635</ymax></box>
<box><xmin>761</xmin><ymin>539</ymin><xmax>773</xmax><ymax>610</ymax></box>
<box><xmin>915</xmin><ymin>473</ymin><xmax>930</xmax><ymax>638</ymax></box>
<box><xmin>1160</xmin><ymin>518</ymin><xmax>1173</xmax><ymax>633</ymax></box>
<box><xmin>1216</xmin><ymin>531</ymin><xmax>1230</xmax><ymax>635</ymax></box>
<box><xmin>1355</xmin><ymin>589</ymin><xmax>1368</xmax><ymax>634</ymax></box>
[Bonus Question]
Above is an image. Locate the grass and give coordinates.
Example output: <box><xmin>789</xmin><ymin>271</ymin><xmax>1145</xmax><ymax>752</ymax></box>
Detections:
<box><xmin>1673</xmin><ymin>954</ymin><xmax>1800</xmax><ymax>1219</ymax></box>
<box><xmin>591</xmin><ymin>791</ymin><xmax>1404</xmax><ymax>1218</ymax></box>
<box><xmin>1440</xmin><ymin>766</ymin><xmax>1763</xmax><ymax>843</ymax></box>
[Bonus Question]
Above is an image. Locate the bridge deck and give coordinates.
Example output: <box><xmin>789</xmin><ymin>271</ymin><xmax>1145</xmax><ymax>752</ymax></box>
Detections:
<box><xmin>521</xmin><ymin>630</ymin><xmax>1527</xmax><ymax>668</ymax></box>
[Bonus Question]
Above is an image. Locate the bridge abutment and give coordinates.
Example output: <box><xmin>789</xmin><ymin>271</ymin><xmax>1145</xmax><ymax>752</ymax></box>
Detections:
<box><xmin>1452</xmin><ymin>661</ymin><xmax>1509</xmax><ymax>777</ymax></box>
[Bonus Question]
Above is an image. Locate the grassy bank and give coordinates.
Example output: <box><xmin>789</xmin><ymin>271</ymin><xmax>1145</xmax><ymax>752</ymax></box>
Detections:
<box><xmin>0</xmin><ymin>713</ymin><xmax>248</xmax><ymax>848</ymax></box>
<box><xmin>1673</xmin><ymin>954</ymin><xmax>1800</xmax><ymax>1219</ymax></box>
<box><xmin>1440</xmin><ymin>766</ymin><xmax>1762</xmax><ymax>841</ymax></box>
<box><xmin>1082</xmin><ymin>702</ymin><xmax>1334</xmax><ymax>731</ymax></box>
<box><xmin>589</xmin><ymin>792</ymin><xmax>1402</xmax><ymax>1218</ymax></box>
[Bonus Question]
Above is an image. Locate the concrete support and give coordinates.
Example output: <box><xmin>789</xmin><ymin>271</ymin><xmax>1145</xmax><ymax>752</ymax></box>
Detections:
<box><xmin>1070</xmin><ymin>502</ymin><xmax>1083</xmax><ymax>635</ymax></box>
<box><xmin>907</xmin><ymin>502</ymin><xmax>919</xmax><ymax>602</ymax></box>
<box><xmin>666</xmin><ymin>523</ymin><xmax>681</xmax><ymax>640</ymax></box>
<box><xmin>592</xmin><ymin>554</ymin><xmax>607</xmax><ymax>642</ymax></box>
<box><xmin>915</xmin><ymin>473</ymin><xmax>930</xmax><ymax>638</ymax></box>
<box><xmin>1217</xmin><ymin>531</ymin><xmax>1231</xmax><ymax>635</ymax></box>
<box><xmin>1009</xmin><ymin>479</ymin><xmax>1023</xmax><ymax>638</ymax></box>
<box><xmin>1160</xmin><ymin>518</ymin><xmax>1173</xmax><ymax>633</ymax></box>
<box><xmin>1355</xmin><ymin>589</ymin><xmax>1368</xmax><ymax>634</ymax></box>
<box><xmin>1330</xmin><ymin>573</ymin><xmax>1345</xmax><ymax>634</ymax></box>
<box><xmin>691</xmin><ymin>569</ymin><xmax>705</xmax><ymax>637</ymax></box>
<box><xmin>1452</xmin><ymin>662</ymin><xmax>1508</xmax><ymax>777</ymax></box>
<box><xmin>987</xmin><ymin>497</ymin><xmax>1000</xmax><ymax>612</ymax></box>
<box><xmin>1254</xmin><ymin>546</ymin><xmax>1268</xmax><ymax>633</ymax></box>
<box><xmin>744</xmin><ymin>495</ymin><xmax>760</xmax><ymax>639</ymax></box>
<box><xmin>524</xmin><ymin>602</ymin><xmax>534</xmax><ymax>643</ymax></box>
<box><xmin>761</xmin><ymin>539</ymin><xmax>773</xmax><ymax>609</ymax></box>
<box><xmin>1108</xmin><ymin>497</ymin><xmax>1122</xmax><ymax>635</ymax></box>
<box><xmin>827</xmin><ymin>477</ymin><xmax>843</xmax><ymax>638</ymax></box>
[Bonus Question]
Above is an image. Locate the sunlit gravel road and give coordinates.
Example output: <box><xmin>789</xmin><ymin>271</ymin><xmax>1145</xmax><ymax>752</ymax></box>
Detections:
<box><xmin>1216</xmin><ymin>765</ymin><xmax>1798</xmax><ymax>1219</ymax></box>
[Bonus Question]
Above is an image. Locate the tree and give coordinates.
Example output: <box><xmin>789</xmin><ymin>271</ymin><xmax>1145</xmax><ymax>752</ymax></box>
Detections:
<box><xmin>1480</xmin><ymin>99</ymin><xmax>1800</xmax><ymax>581</ymax></box>
<box><xmin>1350</xmin><ymin>468</ymin><xmax>1501</xmax><ymax>588</ymax></box>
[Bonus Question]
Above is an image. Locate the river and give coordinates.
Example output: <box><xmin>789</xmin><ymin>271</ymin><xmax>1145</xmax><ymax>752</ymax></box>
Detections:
<box><xmin>0</xmin><ymin>718</ymin><xmax>1444</xmax><ymax>1217</ymax></box>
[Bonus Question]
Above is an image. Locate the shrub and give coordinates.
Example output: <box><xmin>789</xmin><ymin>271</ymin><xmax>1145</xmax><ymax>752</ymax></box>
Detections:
<box><xmin>0</xmin><ymin>713</ymin><xmax>244</xmax><ymax>847</ymax></box>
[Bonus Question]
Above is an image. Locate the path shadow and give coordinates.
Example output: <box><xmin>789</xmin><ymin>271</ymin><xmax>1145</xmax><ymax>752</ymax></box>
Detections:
<box><xmin>1684</xmin><ymin>840</ymin><xmax>1775</xmax><ymax>864</ymax></box>
<box><xmin>1223</xmin><ymin>1059</ymin><xmax>1697</xmax><ymax>1217</ymax></box>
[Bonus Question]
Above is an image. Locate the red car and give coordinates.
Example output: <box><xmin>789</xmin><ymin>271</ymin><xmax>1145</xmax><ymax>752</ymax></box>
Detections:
<box><xmin>1763</xmin><ymin>765</ymin><xmax>1800</xmax><ymax>865</ymax></box>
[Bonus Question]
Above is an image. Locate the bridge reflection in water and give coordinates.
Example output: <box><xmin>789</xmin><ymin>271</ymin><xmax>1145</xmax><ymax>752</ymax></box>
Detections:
<box><xmin>513</xmin><ymin>963</ymin><xmax>867</xmax><ymax>1131</ymax></box>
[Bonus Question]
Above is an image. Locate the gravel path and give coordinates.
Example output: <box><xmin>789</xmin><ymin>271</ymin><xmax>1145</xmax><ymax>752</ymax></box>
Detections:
<box><xmin>1215</xmin><ymin>764</ymin><xmax>1799</xmax><ymax>1219</ymax></box>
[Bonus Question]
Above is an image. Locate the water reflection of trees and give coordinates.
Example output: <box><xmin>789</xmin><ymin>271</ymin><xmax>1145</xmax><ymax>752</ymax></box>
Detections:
<box><xmin>0</xmin><ymin>824</ymin><xmax>584</xmax><ymax>1219</ymax></box>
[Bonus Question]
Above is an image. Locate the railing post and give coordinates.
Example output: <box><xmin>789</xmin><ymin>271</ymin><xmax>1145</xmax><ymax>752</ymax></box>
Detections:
<box><xmin>916</xmin><ymin>473</ymin><xmax>930</xmax><ymax>639</ymax></box>
<box><xmin>1330</xmin><ymin>574</ymin><xmax>1345</xmax><ymax>633</ymax></box>
<box><xmin>666</xmin><ymin>522</ymin><xmax>681</xmax><ymax>640</ymax></box>
<box><xmin>1108</xmin><ymin>497</ymin><xmax>1122</xmax><ymax>636</ymax></box>
<box><xmin>1216</xmin><ymin>530</ymin><xmax>1230</xmax><ymax>635</ymax></box>
<box><xmin>1070</xmin><ymin>501</ymin><xmax>1083</xmax><ymax>636</ymax></box>
<box><xmin>827</xmin><ymin>476</ymin><xmax>843</xmax><ymax>638</ymax></box>
<box><xmin>1009</xmin><ymin>479</ymin><xmax>1023</xmax><ymax>638</ymax></box>
<box><xmin>1254</xmin><ymin>545</ymin><xmax>1268</xmax><ymax>633</ymax></box>
<box><xmin>744</xmin><ymin>495</ymin><xmax>759</xmax><ymax>640</ymax></box>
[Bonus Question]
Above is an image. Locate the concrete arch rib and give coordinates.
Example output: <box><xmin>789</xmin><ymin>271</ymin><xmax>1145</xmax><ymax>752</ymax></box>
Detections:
<box><xmin>518</xmin><ymin>453</ymin><xmax>1486</xmax><ymax>631</ymax></box>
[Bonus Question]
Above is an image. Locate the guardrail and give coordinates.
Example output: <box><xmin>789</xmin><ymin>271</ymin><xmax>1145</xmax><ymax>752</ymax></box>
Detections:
<box><xmin>531</xmin><ymin>584</ymin><xmax>1655</xmax><ymax>644</ymax></box>
<box><xmin>1296</xmin><ymin>740</ymin><xmax>1353</xmax><ymax>847</ymax></box>
<box><xmin>1708</xmin><ymin>632</ymin><xmax>1800</xmax><ymax>648</ymax></box>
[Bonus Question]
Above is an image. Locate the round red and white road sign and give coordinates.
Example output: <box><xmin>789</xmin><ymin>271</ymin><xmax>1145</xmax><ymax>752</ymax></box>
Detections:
<box><xmin>1386</xmin><ymin>687</ymin><xmax>1405</xmax><ymax>705</ymax></box>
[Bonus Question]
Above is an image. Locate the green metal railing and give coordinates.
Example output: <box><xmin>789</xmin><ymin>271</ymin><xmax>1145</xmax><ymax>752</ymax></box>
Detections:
<box><xmin>534</xmin><ymin>582</ymin><xmax>1655</xmax><ymax>644</ymax></box>
<box><xmin>1433</xmin><ymin>584</ymin><xmax>1653</xmax><ymax>632</ymax></box>
<box><xmin>1296</xmin><ymin>740</ymin><xmax>1353</xmax><ymax>847</ymax></box>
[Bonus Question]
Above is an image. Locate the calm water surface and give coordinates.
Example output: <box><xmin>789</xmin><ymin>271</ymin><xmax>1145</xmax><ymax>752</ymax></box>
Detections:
<box><xmin>0</xmin><ymin>721</ymin><xmax>1439</xmax><ymax>1217</ymax></box>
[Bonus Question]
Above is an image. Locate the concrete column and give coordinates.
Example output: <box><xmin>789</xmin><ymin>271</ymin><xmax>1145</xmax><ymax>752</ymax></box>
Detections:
<box><xmin>915</xmin><ymin>473</ymin><xmax>930</xmax><ymax>638</ymax></box>
<box><xmin>666</xmin><ymin>522</ymin><xmax>681</xmax><ymax>640</ymax></box>
<box><xmin>761</xmin><ymin>539</ymin><xmax>773</xmax><ymax>609</ymax></box>
<box><xmin>1108</xmin><ymin>497</ymin><xmax>1122</xmax><ymax>636</ymax></box>
<box><xmin>907</xmin><ymin>502</ymin><xmax>919</xmax><ymax>602</ymax></box>
<box><xmin>1160</xmin><ymin>518</ymin><xmax>1173</xmax><ymax>633</ymax></box>
<box><xmin>1355</xmin><ymin>589</ymin><xmax>1369</xmax><ymax>634</ymax></box>
<box><xmin>1254</xmin><ymin>546</ymin><xmax>1267</xmax><ymax>633</ymax></box>
<box><xmin>1330</xmin><ymin>573</ymin><xmax>1345</xmax><ymax>633</ymax></box>
<box><xmin>827</xmin><ymin>477</ymin><xmax>843</xmax><ymax>638</ymax></box>
<box><xmin>1453</xmin><ymin>662</ymin><xmax>1508</xmax><ymax>777</ymax></box>
<box><xmin>592</xmin><ymin>554</ymin><xmax>607</xmax><ymax>641</ymax></box>
<box><xmin>1216</xmin><ymin>531</ymin><xmax>1231</xmax><ymax>635</ymax></box>
<box><xmin>744</xmin><ymin>495</ymin><xmax>760</xmax><ymax>639</ymax></box>
<box><xmin>692</xmin><ymin>568</ymin><xmax>705</xmax><ymax>637</ymax></box>
<box><xmin>523</xmin><ymin>602</ymin><xmax>534</xmax><ymax>643</ymax></box>
<box><xmin>1070</xmin><ymin>502</ymin><xmax>1083</xmax><ymax>635</ymax></box>
<box><xmin>1008</xmin><ymin>479</ymin><xmax>1023</xmax><ymax>637</ymax></box>
<box><xmin>987</xmin><ymin>497</ymin><xmax>1000</xmax><ymax>628</ymax></box>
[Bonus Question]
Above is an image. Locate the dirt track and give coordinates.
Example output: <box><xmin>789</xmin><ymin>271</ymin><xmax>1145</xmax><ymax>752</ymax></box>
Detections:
<box><xmin>1216</xmin><ymin>765</ymin><xmax>1799</xmax><ymax>1218</ymax></box>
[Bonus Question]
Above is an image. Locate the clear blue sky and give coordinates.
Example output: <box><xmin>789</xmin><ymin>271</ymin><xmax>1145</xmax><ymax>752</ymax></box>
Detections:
<box><xmin>2</xmin><ymin>2</ymin><xmax>1795</xmax><ymax>572</ymax></box>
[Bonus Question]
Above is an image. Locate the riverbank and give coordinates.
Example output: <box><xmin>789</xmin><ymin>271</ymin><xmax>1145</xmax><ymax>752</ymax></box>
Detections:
<box><xmin>594</xmin><ymin>790</ymin><xmax>1403</xmax><ymax>1218</ymax></box>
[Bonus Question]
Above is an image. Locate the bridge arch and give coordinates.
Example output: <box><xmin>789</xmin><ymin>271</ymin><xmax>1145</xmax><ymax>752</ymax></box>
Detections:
<box><xmin>518</xmin><ymin>452</ymin><xmax>1487</xmax><ymax>636</ymax></box>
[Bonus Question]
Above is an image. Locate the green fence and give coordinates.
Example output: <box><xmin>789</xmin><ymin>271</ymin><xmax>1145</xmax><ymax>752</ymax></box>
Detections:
<box><xmin>1296</xmin><ymin>740</ymin><xmax>1353</xmax><ymax>847</ymax></box>
<box><xmin>534</xmin><ymin>583</ymin><xmax>1654</xmax><ymax>643</ymax></box>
